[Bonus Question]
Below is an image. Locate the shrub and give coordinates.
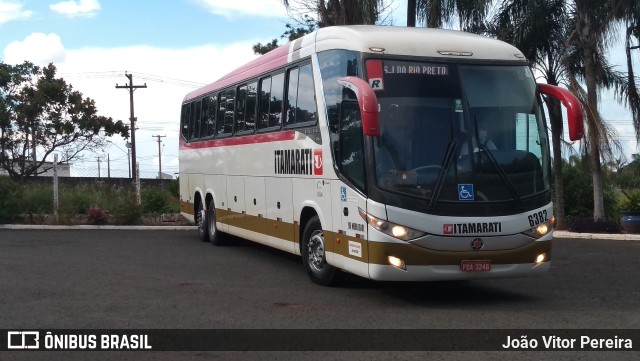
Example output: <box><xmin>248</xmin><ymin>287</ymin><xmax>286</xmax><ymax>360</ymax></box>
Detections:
<box><xmin>142</xmin><ymin>188</ymin><xmax>178</xmax><ymax>214</ymax></box>
<box><xmin>568</xmin><ymin>217</ymin><xmax>621</xmax><ymax>233</ymax></box>
<box><xmin>620</xmin><ymin>190</ymin><xmax>640</xmax><ymax>211</ymax></box>
<box><xmin>0</xmin><ymin>177</ymin><xmax>21</xmax><ymax>223</ymax></box>
<box><xmin>87</xmin><ymin>205</ymin><xmax>108</xmax><ymax>225</ymax></box>
<box><xmin>111</xmin><ymin>196</ymin><xmax>142</xmax><ymax>225</ymax></box>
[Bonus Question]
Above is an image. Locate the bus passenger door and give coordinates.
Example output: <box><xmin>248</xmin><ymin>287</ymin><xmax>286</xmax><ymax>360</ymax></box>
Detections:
<box><xmin>334</xmin><ymin>100</ymin><xmax>369</xmax><ymax>273</ymax></box>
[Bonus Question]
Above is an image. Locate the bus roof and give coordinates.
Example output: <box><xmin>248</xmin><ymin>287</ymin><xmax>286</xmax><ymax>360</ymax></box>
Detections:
<box><xmin>183</xmin><ymin>25</ymin><xmax>525</xmax><ymax>102</ymax></box>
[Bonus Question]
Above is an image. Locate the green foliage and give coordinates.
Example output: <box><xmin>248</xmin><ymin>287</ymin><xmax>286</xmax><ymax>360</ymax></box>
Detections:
<box><xmin>561</xmin><ymin>159</ymin><xmax>619</xmax><ymax>223</ymax></box>
<box><xmin>141</xmin><ymin>187</ymin><xmax>178</xmax><ymax>214</ymax></box>
<box><xmin>111</xmin><ymin>195</ymin><xmax>142</xmax><ymax>225</ymax></box>
<box><xmin>0</xmin><ymin>177</ymin><xmax>21</xmax><ymax>223</ymax></box>
<box><xmin>0</xmin><ymin>61</ymin><xmax>129</xmax><ymax>180</ymax></box>
<box><xmin>19</xmin><ymin>183</ymin><xmax>51</xmax><ymax>215</ymax></box>
<box><xmin>621</xmin><ymin>190</ymin><xmax>640</xmax><ymax>211</ymax></box>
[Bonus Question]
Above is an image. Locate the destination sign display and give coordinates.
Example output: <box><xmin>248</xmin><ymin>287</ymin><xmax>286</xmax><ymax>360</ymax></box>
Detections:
<box><xmin>383</xmin><ymin>61</ymin><xmax>449</xmax><ymax>76</ymax></box>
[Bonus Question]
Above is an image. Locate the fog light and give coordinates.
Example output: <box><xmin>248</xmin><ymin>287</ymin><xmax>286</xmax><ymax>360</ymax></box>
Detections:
<box><xmin>535</xmin><ymin>253</ymin><xmax>547</xmax><ymax>265</ymax></box>
<box><xmin>387</xmin><ymin>256</ymin><xmax>406</xmax><ymax>271</ymax></box>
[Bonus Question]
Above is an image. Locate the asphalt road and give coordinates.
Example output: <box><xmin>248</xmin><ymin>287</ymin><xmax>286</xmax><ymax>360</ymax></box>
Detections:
<box><xmin>1</xmin><ymin>229</ymin><xmax>639</xmax><ymax>360</ymax></box>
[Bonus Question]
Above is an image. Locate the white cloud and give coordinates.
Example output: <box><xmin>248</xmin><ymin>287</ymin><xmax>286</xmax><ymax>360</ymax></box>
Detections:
<box><xmin>48</xmin><ymin>41</ymin><xmax>258</xmax><ymax>173</ymax></box>
<box><xmin>194</xmin><ymin>0</ymin><xmax>287</xmax><ymax>18</ymax></box>
<box><xmin>0</xmin><ymin>1</ymin><xmax>33</xmax><ymax>24</ymax></box>
<box><xmin>3</xmin><ymin>32</ymin><xmax>66</xmax><ymax>65</ymax></box>
<box><xmin>50</xmin><ymin>0</ymin><xmax>100</xmax><ymax>17</ymax></box>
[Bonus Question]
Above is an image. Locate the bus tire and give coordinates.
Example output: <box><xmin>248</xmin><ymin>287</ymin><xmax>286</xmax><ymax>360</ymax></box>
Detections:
<box><xmin>196</xmin><ymin>198</ymin><xmax>209</xmax><ymax>242</ymax></box>
<box><xmin>206</xmin><ymin>200</ymin><xmax>225</xmax><ymax>246</ymax></box>
<box><xmin>301</xmin><ymin>216</ymin><xmax>343</xmax><ymax>286</ymax></box>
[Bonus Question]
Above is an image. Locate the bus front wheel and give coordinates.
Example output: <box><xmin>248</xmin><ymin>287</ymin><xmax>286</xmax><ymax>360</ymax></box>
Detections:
<box><xmin>301</xmin><ymin>216</ymin><xmax>343</xmax><ymax>286</ymax></box>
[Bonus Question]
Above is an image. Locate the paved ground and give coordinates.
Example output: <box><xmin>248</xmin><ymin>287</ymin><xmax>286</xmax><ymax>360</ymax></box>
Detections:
<box><xmin>0</xmin><ymin>228</ymin><xmax>638</xmax><ymax>360</ymax></box>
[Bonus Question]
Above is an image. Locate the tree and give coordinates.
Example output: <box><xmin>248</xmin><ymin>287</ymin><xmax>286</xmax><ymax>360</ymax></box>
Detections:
<box><xmin>282</xmin><ymin>0</ymin><xmax>385</xmax><ymax>27</ymax></box>
<box><xmin>489</xmin><ymin>0</ymin><xmax>575</xmax><ymax>228</ymax></box>
<box><xmin>0</xmin><ymin>61</ymin><xmax>128</xmax><ymax>180</ymax></box>
<box><xmin>567</xmin><ymin>0</ymin><xmax>640</xmax><ymax>220</ymax></box>
<box><xmin>253</xmin><ymin>16</ymin><xmax>316</xmax><ymax>55</ymax></box>
<box><xmin>405</xmin><ymin>0</ymin><xmax>492</xmax><ymax>31</ymax></box>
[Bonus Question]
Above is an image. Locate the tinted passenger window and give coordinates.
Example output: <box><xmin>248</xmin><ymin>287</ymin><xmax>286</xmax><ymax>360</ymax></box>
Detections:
<box><xmin>181</xmin><ymin>103</ymin><xmax>190</xmax><ymax>140</ymax></box>
<box><xmin>246</xmin><ymin>82</ymin><xmax>257</xmax><ymax>132</ymax></box>
<box><xmin>258</xmin><ymin>77</ymin><xmax>272</xmax><ymax>130</ymax></box>
<box><xmin>204</xmin><ymin>94</ymin><xmax>217</xmax><ymax>137</ymax></box>
<box><xmin>235</xmin><ymin>85</ymin><xmax>247</xmax><ymax>133</ymax></box>
<box><xmin>285</xmin><ymin>63</ymin><xmax>317</xmax><ymax>127</ymax></box>
<box><xmin>221</xmin><ymin>89</ymin><xmax>235</xmax><ymax>135</ymax></box>
<box><xmin>270</xmin><ymin>73</ymin><xmax>284</xmax><ymax>128</ymax></box>
<box><xmin>190</xmin><ymin>100</ymin><xmax>201</xmax><ymax>140</ymax></box>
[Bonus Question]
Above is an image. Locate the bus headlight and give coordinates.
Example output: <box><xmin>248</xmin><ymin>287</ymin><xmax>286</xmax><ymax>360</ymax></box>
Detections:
<box><xmin>359</xmin><ymin>208</ymin><xmax>426</xmax><ymax>241</ymax></box>
<box><xmin>522</xmin><ymin>220</ymin><xmax>553</xmax><ymax>238</ymax></box>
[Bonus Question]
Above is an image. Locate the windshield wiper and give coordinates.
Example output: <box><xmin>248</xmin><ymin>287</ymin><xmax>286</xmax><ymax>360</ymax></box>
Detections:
<box><xmin>428</xmin><ymin>139</ymin><xmax>458</xmax><ymax>211</ymax></box>
<box><xmin>478</xmin><ymin>144</ymin><xmax>525</xmax><ymax>208</ymax></box>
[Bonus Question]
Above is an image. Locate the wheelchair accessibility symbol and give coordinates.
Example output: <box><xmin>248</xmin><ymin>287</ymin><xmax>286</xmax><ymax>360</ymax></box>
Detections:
<box><xmin>458</xmin><ymin>184</ymin><xmax>474</xmax><ymax>201</ymax></box>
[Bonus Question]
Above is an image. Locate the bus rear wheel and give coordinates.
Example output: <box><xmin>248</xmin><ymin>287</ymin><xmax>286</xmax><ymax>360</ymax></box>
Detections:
<box><xmin>301</xmin><ymin>216</ymin><xmax>343</xmax><ymax>286</ymax></box>
<box><xmin>196</xmin><ymin>198</ymin><xmax>209</xmax><ymax>242</ymax></box>
<box><xmin>206</xmin><ymin>200</ymin><xmax>225</xmax><ymax>246</ymax></box>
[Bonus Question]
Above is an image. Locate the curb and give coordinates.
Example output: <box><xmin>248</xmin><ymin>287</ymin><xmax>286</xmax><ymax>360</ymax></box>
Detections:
<box><xmin>553</xmin><ymin>230</ymin><xmax>640</xmax><ymax>241</ymax></box>
<box><xmin>0</xmin><ymin>224</ymin><xmax>196</xmax><ymax>231</ymax></box>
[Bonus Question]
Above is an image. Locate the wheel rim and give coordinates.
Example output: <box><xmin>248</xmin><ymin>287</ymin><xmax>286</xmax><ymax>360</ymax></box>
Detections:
<box><xmin>208</xmin><ymin>207</ymin><xmax>216</xmax><ymax>238</ymax></box>
<box><xmin>196</xmin><ymin>203</ymin><xmax>205</xmax><ymax>230</ymax></box>
<box><xmin>307</xmin><ymin>230</ymin><xmax>326</xmax><ymax>273</ymax></box>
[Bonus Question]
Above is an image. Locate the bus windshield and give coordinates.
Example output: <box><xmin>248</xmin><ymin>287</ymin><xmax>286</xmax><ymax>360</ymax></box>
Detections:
<box><xmin>371</xmin><ymin>60</ymin><xmax>550</xmax><ymax>204</ymax></box>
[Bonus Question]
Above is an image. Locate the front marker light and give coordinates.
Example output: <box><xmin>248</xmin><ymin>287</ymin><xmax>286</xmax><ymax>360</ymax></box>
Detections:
<box><xmin>358</xmin><ymin>208</ymin><xmax>426</xmax><ymax>241</ymax></box>
<box><xmin>535</xmin><ymin>253</ymin><xmax>547</xmax><ymax>265</ymax></box>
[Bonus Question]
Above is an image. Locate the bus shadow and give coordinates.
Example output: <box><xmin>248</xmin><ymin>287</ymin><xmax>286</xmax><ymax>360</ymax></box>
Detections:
<box><xmin>342</xmin><ymin>276</ymin><xmax>539</xmax><ymax>307</ymax></box>
<box><xmin>211</xmin><ymin>235</ymin><xmax>539</xmax><ymax>307</ymax></box>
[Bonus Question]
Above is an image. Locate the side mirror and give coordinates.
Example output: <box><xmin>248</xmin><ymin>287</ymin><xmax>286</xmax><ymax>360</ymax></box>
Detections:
<box><xmin>537</xmin><ymin>83</ymin><xmax>584</xmax><ymax>141</ymax></box>
<box><xmin>337</xmin><ymin>76</ymin><xmax>380</xmax><ymax>136</ymax></box>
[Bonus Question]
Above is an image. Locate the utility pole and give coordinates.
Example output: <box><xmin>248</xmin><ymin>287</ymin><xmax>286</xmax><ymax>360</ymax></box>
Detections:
<box><xmin>116</xmin><ymin>73</ymin><xmax>146</xmax><ymax>204</ymax></box>
<box><xmin>96</xmin><ymin>156</ymin><xmax>102</xmax><ymax>178</ymax></box>
<box><xmin>152</xmin><ymin>135</ymin><xmax>166</xmax><ymax>179</ymax></box>
<box><xmin>107</xmin><ymin>153</ymin><xmax>111</xmax><ymax>178</ymax></box>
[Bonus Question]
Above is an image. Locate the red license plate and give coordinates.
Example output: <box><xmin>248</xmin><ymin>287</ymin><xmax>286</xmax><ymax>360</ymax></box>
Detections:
<box><xmin>460</xmin><ymin>260</ymin><xmax>491</xmax><ymax>272</ymax></box>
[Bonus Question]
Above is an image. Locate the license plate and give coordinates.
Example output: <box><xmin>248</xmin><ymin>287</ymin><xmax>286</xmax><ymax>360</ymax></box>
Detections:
<box><xmin>460</xmin><ymin>260</ymin><xmax>491</xmax><ymax>272</ymax></box>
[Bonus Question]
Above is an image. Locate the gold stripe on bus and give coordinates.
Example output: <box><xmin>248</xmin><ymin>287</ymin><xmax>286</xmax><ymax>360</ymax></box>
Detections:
<box><xmin>367</xmin><ymin>240</ymin><xmax>550</xmax><ymax>266</ymax></box>
<box><xmin>181</xmin><ymin>201</ymin><xmax>549</xmax><ymax>266</ymax></box>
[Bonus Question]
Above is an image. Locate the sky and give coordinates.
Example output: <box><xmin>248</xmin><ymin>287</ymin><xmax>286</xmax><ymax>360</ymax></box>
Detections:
<box><xmin>0</xmin><ymin>0</ymin><xmax>638</xmax><ymax>179</ymax></box>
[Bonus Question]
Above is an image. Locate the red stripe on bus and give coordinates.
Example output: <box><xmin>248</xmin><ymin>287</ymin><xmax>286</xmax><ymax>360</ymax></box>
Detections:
<box><xmin>179</xmin><ymin>131</ymin><xmax>296</xmax><ymax>150</ymax></box>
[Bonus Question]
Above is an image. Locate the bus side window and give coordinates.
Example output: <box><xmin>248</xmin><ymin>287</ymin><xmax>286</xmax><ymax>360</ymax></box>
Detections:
<box><xmin>190</xmin><ymin>100</ymin><xmax>201</xmax><ymax>140</ymax></box>
<box><xmin>217</xmin><ymin>89</ymin><xmax>234</xmax><ymax>136</ymax></box>
<box><xmin>285</xmin><ymin>63</ymin><xmax>317</xmax><ymax>127</ymax></box>
<box><xmin>246</xmin><ymin>82</ymin><xmax>257</xmax><ymax>132</ymax></box>
<box><xmin>285</xmin><ymin>67</ymin><xmax>299</xmax><ymax>127</ymax></box>
<box><xmin>201</xmin><ymin>96</ymin><xmax>210</xmax><ymax>138</ymax></box>
<box><xmin>180</xmin><ymin>103</ymin><xmax>190</xmax><ymax>140</ymax></box>
<box><xmin>258</xmin><ymin>76</ymin><xmax>272</xmax><ymax>130</ymax></box>
<box><xmin>235</xmin><ymin>85</ymin><xmax>247</xmax><ymax>133</ymax></box>
<box><xmin>205</xmin><ymin>94</ymin><xmax>217</xmax><ymax>137</ymax></box>
<box><xmin>270</xmin><ymin>73</ymin><xmax>284</xmax><ymax>128</ymax></box>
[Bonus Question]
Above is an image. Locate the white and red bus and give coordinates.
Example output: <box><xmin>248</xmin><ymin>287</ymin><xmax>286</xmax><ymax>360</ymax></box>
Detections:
<box><xmin>179</xmin><ymin>25</ymin><xmax>583</xmax><ymax>285</ymax></box>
